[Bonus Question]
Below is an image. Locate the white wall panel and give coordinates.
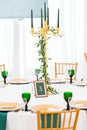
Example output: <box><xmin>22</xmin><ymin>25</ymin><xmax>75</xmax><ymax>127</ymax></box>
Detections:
<box><xmin>0</xmin><ymin>0</ymin><xmax>48</xmax><ymax>18</ymax></box>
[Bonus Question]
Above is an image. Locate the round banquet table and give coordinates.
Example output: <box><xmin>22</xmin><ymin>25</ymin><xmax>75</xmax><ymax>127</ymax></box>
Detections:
<box><xmin>0</xmin><ymin>82</ymin><xmax>87</xmax><ymax>130</ymax></box>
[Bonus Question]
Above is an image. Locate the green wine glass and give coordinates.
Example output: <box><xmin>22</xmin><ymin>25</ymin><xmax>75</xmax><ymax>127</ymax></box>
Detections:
<box><xmin>22</xmin><ymin>92</ymin><xmax>31</xmax><ymax>111</ymax></box>
<box><xmin>1</xmin><ymin>71</ymin><xmax>8</xmax><ymax>84</ymax></box>
<box><xmin>35</xmin><ymin>68</ymin><xmax>41</xmax><ymax>80</ymax></box>
<box><xmin>68</xmin><ymin>69</ymin><xmax>74</xmax><ymax>83</ymax></box>
<box><xmin>64</xmin><ymin>91</ymin><xmax>73</xmax><ymax>110</ymax></box>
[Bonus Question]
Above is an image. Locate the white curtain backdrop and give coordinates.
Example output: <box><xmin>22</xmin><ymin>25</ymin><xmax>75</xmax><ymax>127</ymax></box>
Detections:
<box><xmin>0</xmin><ymin>0</ymin><xmax>85</xmax><ymax>80</ymax></box>
<box><xmin>0</xmin><ymin>19</ymin><xmax>14</xmax><ymax>76</ymax></box>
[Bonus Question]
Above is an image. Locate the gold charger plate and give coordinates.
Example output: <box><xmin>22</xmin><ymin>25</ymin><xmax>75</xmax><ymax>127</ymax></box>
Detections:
<box><xmin>0</xmin><ymin>102</ymin><xmax>23</xmax><ymax>111</ymax></box>
<box><xmin>73</xmin><ymin>81</ymin><xmax>87</xmax><ymax>86</ymax></box>
<box><xmin>30</xmin><ymin>104</ymin><xmax>62</xmax><ymax>112</ymax></box>
<box><xmin>10</xmin><ymin>78</ymin><xmax>30</xmax><ymax>84</ymax></box>
<box><xmin>50</xmin><ymin>78</ymin><xmax>66</xmax><ymax>84</ymax></box>
<box><xmin>72</xmin><ymin>100</ymin><xmax>87</xmax><ymax>109</ymax></box>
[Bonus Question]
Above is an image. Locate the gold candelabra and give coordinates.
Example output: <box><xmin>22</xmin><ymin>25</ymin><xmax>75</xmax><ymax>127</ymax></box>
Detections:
<box><xmin>30</xmin><ymin>2</ymin><xmax>63</xmax><ymax>83</ymax></box>
<box><xmin>30</xmin><ymin>3</ymin><xmax>63</xmax><ymax>94</ymax></box>
<box><xmin>30</xmin><ymin>2</ymin><xmax>63</xmax><ymax>38</ymax></box>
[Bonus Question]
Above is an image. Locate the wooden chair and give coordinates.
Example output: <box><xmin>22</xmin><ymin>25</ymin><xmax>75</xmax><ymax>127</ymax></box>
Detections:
<box><xmin>0</xmin><ymin>64</ymin><xmax>5</xmax><ymax>72</ymax></box>
<box><xmin>37</xmin><ymin>108</ymin><xmax>80</xmax><ymax>130</ymax></box>
<box><xmin>54</xmin><ymin>62</ymin><xmax>78</xmax><ymax>80</ymax></box>
<box><xmin>84</xmin><ymin>52</ymin><xmax>87</xmax><ymax>62</ymax></box>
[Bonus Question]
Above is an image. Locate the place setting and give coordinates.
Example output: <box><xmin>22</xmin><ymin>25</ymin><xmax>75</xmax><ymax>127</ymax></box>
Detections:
<box><xmin>71</xmin><ymin>100</ymin><xmax>87</xmax><ymax>110</ymax></box>
<box><xmin>0</xmin><ymin>70</ymin><xmax>10</xmax><ymax>88</ymax></box>
<box><xmin>50</xmin><ymin>78</ymin><xmax>66</xmax><ymax>84</ymax></box>
<box><xmin>9</xmin><ymin>78</ymin><xmax>31</xmax><ymax>85</ymax></box>
<box><xmin>0</xmin><ymin>91</ymin><xmax>32</xmax><ymax>113</ymax></box>
<box><xmin>0</xmin><ymin>102</ymin><xmax>23</xmax><ymax>112</ymax></box>
<box><xmin>0</xmin><ymin>69</ymin><xmax>32</xmax><ymax>86</ymax></box>
<box><xmin>50</xmin><ymin>68</ymin><xmax>76</xmax><ymax>85</ymax></box>
<box><xmin>30</xmin><ymin>104</ymin><xmax>63</xmax><ymax>113</ymax></box>
<box><xmin>63</xmin><ymin>91</ymin><xmax>87</xmax><ymax>110</ymax></box>
<box><xmin>0</xmin><ymin>101</ymin><xmax>24</xmax><ymax>130</ymax></box>
<box><xmin>21</xmin><ymin>91</ymin><xmax>62</xmax><ymax>113</ymax></box>
<box><xmin>0</xmin><ymin>92</ymin><xmax>32</xmax><ymax>130</ymax></box>
<box><xmin>72</xmin><ymin>80</ymin><xmax>87</xmax><ymax>87</ymax></box>
<box><xmin>67</xmin><ymin>69</ymin><xmax>87</xmax><ymax>87</ymax></box>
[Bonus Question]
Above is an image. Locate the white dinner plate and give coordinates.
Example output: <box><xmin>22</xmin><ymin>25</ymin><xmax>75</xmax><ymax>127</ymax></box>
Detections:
<box><xmin>0</xmin><ymin>102</ymin><xmax>23</xmax><ymax>111</ymax></box>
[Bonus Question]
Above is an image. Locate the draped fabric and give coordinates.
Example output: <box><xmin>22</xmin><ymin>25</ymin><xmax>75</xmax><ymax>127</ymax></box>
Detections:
<box><xmin>0</xmin><ymin>0</ymin><xmax>85</xmax><ymax>80</ymax></box>
<box><xmin>0</xmin><ymin>112</ymin><xmax>8</xmax><ymax>130</ymax></box>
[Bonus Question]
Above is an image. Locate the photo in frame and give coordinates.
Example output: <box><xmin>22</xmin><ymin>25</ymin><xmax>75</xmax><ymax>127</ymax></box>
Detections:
<box><xmin>34</xmin><ymin>80</ymin><xmax>48</xmax><ymax>98</ymax></box>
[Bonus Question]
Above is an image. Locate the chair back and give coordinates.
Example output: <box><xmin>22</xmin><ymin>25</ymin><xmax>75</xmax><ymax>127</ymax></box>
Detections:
<box><xmin>54</xmin><ymin>62</ymin><xmax>78</xmax><ymax>80</ymax></box>
<box><xmin>37</xmin><ymin>108</ymin><xmax>80</xmax><ymax>130</ymax></box>
<box><xmin>84</xmin><ymin>52</ymin><xmax>87</xmax><ymax>62</ymax></box>
<box><xmin>0</xmin><ymin>64</ymin><xmax>5</xmax><ymax>72</ymax></box>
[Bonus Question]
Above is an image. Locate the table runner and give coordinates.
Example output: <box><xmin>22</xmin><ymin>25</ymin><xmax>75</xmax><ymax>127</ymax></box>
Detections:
<box><xmin>0</xmin><ymin>111</ymin><xmax>8</xmax><ymax>130</ymax></box>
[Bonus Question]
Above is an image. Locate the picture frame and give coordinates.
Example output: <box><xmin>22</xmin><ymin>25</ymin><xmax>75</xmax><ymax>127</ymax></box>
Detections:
<box><xmin>34</xmin><ymin>80</ymin><xmax>48</xmax><ymax>98</ymax></box>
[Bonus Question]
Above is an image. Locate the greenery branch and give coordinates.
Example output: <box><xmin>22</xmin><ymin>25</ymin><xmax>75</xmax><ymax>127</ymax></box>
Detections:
<box><xmin>36</xmin><ymin>34</ymin><xmax>58</xmax><ymax>94</ymax></box>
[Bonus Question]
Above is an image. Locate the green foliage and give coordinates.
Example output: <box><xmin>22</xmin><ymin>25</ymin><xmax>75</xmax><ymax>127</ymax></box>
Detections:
<box><xmin>36</xmin><ymin>34</ymin><xmax>58</xmax><ymax>94</ymax></box>
<box><xmin>36</xmin><ymin>34</ymin><xmax>49</xmax><ymax>83</ymax></box>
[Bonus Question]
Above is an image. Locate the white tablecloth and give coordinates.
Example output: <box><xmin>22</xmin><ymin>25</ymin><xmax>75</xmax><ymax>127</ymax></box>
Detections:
<box><xmin>0</xmin><ymin>83</ymin><xmax>87</xmax><ymax>130</ymax></box>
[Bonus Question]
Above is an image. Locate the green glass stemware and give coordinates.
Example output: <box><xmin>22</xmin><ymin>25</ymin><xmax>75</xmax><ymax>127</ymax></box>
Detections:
<box><xmin>35</xmin><ymin>68</ymin><xmax>41</xmax><ymax>80</ymax></box>
<box><xmin>68</xmin><ymin>69</ymin><xmax>74</xmax><ymax>83</ymax></box>
<box><xmin>1</xmin><ymin>71</ymin><xmax>8</xmax><ymax>84</ymax></box>
<box><xmin>64</xmin><ymin>91</ymin><xmax>73</xmax><ymax>110</ymax></box>
<box><xmin>22</xmin><ymin>92</ymin><xmax>31</xmax><ymax>111</ymax></box>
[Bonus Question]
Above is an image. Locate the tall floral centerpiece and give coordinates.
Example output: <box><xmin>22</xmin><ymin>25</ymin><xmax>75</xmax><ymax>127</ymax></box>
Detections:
<box><xmin>30</xmin><ymin>2</ymin><xmax>63</xmax><ymax>94</ymax></box>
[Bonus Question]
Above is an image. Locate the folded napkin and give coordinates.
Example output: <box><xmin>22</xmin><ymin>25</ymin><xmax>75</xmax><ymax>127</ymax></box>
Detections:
<box><xmin>0</xmin><ymin>111</ymin><xmax>8</xmax><ymax>130</ymax></box>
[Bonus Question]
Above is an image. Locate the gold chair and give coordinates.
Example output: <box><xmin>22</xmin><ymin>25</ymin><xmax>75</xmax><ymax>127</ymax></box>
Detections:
<box><xmin>0</xmin><ymin>64</ymin><xmax>5</xmax><ymax>72</ymax></box>
<box><xmin>84</xmin><ymin>52</ymin><xmax>87</xmax><ymax>62</ymax></box>
<box><xmin>37</xmin><ymin>108</ymin><xmax>80</xmax><ymax>130</ymax></box>
<box><xmin>54</xmin><ymin>62</ymin><xmax>78</xmax><ymax>80</ymax></box>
